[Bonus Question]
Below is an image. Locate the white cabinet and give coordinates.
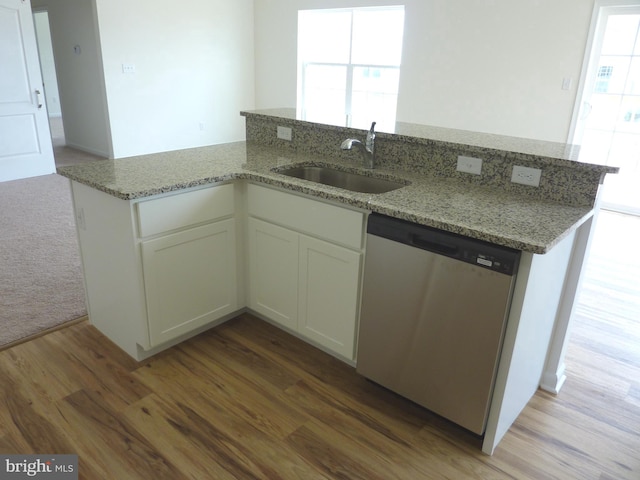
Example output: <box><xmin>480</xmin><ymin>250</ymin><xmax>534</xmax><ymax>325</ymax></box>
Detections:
<box><xmin>247</xmin><ymin>184</ymin><xmax>365</xmax><ymax>360</ymax></box>
<box><xmin>137</xmin><ymin>185</ymin><xmax>238</xmax><ymax>348</ymax></box>
<box><xmin>71</xmin><ymin>179</ymin><xmax>363</xmax><ymax>362</ymax></box>
<box><xmin>298</xmin><ymin>235</ymin><xmax>361</xmax><ymax>359</ymax></box>
<box><xmin>141</xmin><ymin>219</ymin><xmax>237</xmax><ymax>347</ymax></box>
<box><xmin>247</xmin><ymin>217</ymin><xmax>298</xmax><ymax>330</ymax></box>
<box><xmin>70</xmin><ymin>181</ymin><xmax>239</xmax><ymax>360</ymax></box>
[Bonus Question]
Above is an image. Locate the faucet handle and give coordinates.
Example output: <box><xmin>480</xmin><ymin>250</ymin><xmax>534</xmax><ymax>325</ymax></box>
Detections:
<box><xmin>366</xmin><ymin>121</ymin><xmax>376</xmax><ymax>151</ymax></box>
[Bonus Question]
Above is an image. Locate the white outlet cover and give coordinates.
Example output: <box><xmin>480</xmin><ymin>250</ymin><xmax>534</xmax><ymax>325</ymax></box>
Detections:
<box><xmin>277</xmin><ymin>126</ymin><xmax>292</xmax><ymax>141</ymax></box>
<box><xmin>456</xmin><ymin>155</ymin><xmax>483</xmax><ymax>175</ymax></box>
<box><xmin>511</xmin><ymin>165</ymin><xmax>542</xmax><ymax>187</ymax></box>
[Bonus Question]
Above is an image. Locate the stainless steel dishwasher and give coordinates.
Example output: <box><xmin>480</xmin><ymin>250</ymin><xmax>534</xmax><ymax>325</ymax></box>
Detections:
<box><xmin>357</xmin><ymin>213</ymin><xmax>520</xmax><ymax>435</ymax></box>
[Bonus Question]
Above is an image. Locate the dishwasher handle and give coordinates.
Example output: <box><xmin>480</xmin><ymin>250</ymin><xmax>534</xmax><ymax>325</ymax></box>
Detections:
<box><xmin>409</xmin><ymin>234</ymin><xmax>459</xmax><ymax>256</ymax></box>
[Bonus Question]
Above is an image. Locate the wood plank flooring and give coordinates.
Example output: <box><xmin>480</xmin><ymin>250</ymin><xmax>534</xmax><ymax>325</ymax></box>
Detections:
<box><xmin>1</xmin><ymin>211</ymin><xmax>638</xmax><ymax>479</ymax></box>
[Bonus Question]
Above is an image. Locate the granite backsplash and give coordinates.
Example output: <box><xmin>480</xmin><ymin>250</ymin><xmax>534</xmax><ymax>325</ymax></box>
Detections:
<box><xmin>241</xmin><ymin>109</ymin><xmax>618</xmax><ymax>208</ymax></box>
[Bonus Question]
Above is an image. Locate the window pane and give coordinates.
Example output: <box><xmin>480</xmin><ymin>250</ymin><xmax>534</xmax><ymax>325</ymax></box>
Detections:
<box><xmin>352</xmin><ymin>66</ymin><xmax>400</xmax><ymax>95</ymax></box>
<box><xmin>351</xmin><ymin>67</ymin><xmax>400</xmax><ymax>131</ymax></box>
<box><xmin>298</xmin><ymin>10</ymin><xmax>351</xmax><ymax>64</ymax></box>
<box><xmin>585</xmin><ymin>94</ymin><xmax>623</xmax><ymax>130</ymax></box>
<box><xmin>617</xmin><ymin>96</ymin><xmax>640</xmax><ymax>134</ymax></box>
<box><xmin>351</xmin><ymin>92</ymin><xmax>398</xmax><ymax>131</ymax></box>
<box><xmin>302</xmin><ymin>64</ymin><xmax>347</xmax><ymax>125</ymax></box>
<box><xmin>609</xmin><ymin>132</ymin><xmax>640</xmax><ymax>172</ymax></box>
<box><xmin>626</xmin><ymin>57</ymin><xmax>640</xmax><ymax>95</ymax></box>
<box><xmin>597</xmin><ymin>56</ymin><xmax>631</xmax><ymax>94</ymax></box>
<box><xmin>579</xmin><ymin>129</ymin><xmax>613</xmax><ymax>165</ymax></box>
<box><xmin>351</xmin><ymin>8</ymin><xmax>404</xmax><ymax>66</ymax></box>
<box><xmin>601</xmin><ymin>15</ymin><xmax>640</xmax><ymax>56</ymax></box>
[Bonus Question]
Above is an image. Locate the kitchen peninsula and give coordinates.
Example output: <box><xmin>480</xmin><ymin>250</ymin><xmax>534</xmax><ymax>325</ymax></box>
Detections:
<box><xmin>57</xmin><ymin>110</ymin><xmax>617</xmax><ymax>454</ymax></box>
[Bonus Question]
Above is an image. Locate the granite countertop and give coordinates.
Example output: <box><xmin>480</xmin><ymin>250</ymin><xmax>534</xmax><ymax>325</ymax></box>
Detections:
<box><xmin>57</xmin><ymin>141</ymin><xmax>595</xmax><ymax>254</ymax></box>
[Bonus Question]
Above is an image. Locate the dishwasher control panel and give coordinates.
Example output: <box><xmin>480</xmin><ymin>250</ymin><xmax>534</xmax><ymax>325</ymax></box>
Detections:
<box><xmin>465</xmin><ymin>252</ymin><xmax>518</xmax><ymax>275</ymax></box>
<box><xmin>367</xmin><ymin>213</ymin><xmax>521</xmax><ymax>276</ymax></box>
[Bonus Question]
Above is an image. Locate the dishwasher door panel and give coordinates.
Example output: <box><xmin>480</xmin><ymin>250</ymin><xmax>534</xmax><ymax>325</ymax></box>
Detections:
<box><xmin>356</xmin><ymin>234</ymin><xmax>516</xmax><ymax>435</ymax></box>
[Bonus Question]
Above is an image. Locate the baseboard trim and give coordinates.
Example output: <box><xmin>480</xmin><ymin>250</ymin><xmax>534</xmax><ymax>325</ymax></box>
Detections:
<box><xmin>540</xmin><ymin>368</ymin><xmax>567</xmax><ymax>394</ymax></box>
<box><xmin>64</xmin><ymin>141</ymin><xmax>110</xmax><ymax>159</ymax></box>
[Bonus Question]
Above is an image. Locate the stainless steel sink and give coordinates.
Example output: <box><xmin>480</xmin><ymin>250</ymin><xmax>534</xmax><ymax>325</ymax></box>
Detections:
<box><xmin>275</xmin><ymin>165</ymin><xmax>408</xmax><ymax>194</ymax></box>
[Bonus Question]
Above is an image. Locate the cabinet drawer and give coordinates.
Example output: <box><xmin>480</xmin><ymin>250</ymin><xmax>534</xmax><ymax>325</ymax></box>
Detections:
<box><xmin>247</xmin><ymin>184</ymin><xmax>364</xmax><ymax>250</ymax></box>
<box><xmin>137</xmin><ymin>184</ymin><xmax>234</xmax><ymax>237</ymax></box>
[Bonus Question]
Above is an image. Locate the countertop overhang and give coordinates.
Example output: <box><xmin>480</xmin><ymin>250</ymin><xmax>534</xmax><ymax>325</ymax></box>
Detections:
<box><xmin>57</xmin><ymin>141</ymin><xmax>597</xmax><ymax>254</ymax></box>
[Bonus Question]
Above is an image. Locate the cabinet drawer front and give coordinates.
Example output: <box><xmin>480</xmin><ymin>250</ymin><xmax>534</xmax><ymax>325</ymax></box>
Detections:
<box><xmin>137</xmin><ymin>184</ymin><xmax>234</xmax><ymax>237</ymax></box>
<box><xmin>247</xmin><ymin>184</ymin><xmax>364</xmax><ymax>249</ymax></box>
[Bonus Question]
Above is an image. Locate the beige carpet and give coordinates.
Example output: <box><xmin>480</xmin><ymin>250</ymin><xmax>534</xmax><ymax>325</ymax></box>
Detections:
<box><xmin>0</xmin><ymin>117</ymin><xmax>102</xmax><ymax>347</ymax></box>
<box><xmin>0</xmin><ymin>173</ymin><xmax>88</xmax><ymax>346</ymax></box>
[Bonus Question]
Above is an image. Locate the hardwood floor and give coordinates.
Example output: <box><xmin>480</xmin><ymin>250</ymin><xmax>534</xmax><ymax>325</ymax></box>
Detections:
<box><xmin>1</xmin><ymin>212</ymin><xmax>638</xmax><ymax>479</ymax></box>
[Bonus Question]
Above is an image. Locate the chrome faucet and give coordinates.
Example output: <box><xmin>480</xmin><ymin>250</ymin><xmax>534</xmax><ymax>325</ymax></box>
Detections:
<box><xmin>341</xmin><ymin>121</ymin><xmax>376</xmax><ymax>169</ymax></box>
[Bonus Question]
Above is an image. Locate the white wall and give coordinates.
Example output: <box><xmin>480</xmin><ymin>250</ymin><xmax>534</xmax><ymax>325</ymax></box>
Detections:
<box><xmin>254</xmin><ymin>0</ymin><xmax>595</xmax><ymax>142</ymax></box>
<box><xmin>94</xmin><ymin>0</ymin><xmax>255</xmax><ymax>158</ymax></box>
<box><xmin>32</xmin><ymin>0</ymin><xmax>111</xmax><ymax>157</ymax></box>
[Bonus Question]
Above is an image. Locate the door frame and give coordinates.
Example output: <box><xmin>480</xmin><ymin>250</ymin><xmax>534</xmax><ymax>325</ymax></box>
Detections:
<box><xmin>568</xmin><ymin>0</ymin><xmax>640</xmax><ymax>216</ymax></box>
<box><xmin>0</xmin><ymin>0</ymin><xmax>55</xmax><ymax>182</ymax></box>
<box><xmin>569</xmin><ymin>0</ymin><xmax>640</xmax><ymax>145</ymax></box>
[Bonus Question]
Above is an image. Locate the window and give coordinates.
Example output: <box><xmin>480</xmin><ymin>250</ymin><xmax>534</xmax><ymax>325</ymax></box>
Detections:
<box><xmin>595</xmin><ymin>65</ymin><xmax>613</xmax><ymax>93</ymax></box>
<box><xmin>297</xmin><ymin>6</ymin><xmax>405</xmax><ymax>131</ymax></box>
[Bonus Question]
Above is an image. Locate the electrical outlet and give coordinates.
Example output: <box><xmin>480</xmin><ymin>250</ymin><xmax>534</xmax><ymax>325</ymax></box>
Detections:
<box><xmin>456</xmin><ymin>155</ymin><xmax>483</xmax><ymax>175</ymax></box>
<box><xmin>277</xmin><ymin>126</ymin><xmax>292</xmax><ymax>141</ymax></box>
<box><xmin>511</xmin><ymin>165</ymin><xmax>542</xmax><ymax>187</ymax></box>
<box><xmin>121</xmin><ymin>63</ymin><xmax>136</xmax><ymax>74</ymax></box>
<box><xmin>76</xmin><ymin>208</ymin><xmax>86</xmax><ymax>231</ymax></box>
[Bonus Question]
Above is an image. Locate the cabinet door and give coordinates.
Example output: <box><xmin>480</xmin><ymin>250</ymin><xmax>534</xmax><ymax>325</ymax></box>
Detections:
<box><xmin>247</xmin><ymin>217</ymin><xmax>299</xmax><ymax>330</ymax></box>
<box><xmin>298</xmin><ymin>234</ymin><xmax>362</xmax><ymax>360</ymax></box>
<box><xmin>141</xmin><ymin>219</ymin><xmax>237</xmax><ymax>347</ymax></box>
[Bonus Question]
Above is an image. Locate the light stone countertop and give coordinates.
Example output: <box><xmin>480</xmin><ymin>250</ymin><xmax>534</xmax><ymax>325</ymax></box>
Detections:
<box><xmin>241</xmin><ymin>108</ymin><xmax>609</xmax><ymax>166</ymax></box>
<box><xmin>57</xmin><ymin>141</ymin><xmax>595</xmax><ymax>254</ymax></box>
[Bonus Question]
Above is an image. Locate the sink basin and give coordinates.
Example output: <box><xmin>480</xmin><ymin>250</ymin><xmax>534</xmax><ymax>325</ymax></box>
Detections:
<box><xmin>275</xmin><ymin>165</ymin><xmax>408</xmax><ymax>194</ymax></box>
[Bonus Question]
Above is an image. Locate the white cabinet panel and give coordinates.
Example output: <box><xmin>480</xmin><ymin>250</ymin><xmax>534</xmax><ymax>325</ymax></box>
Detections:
<box><xmin>248</xmin><ymin>217</ymin><xmax>299</xmax><ymax>330</ymax></box>
<box><xmin>142</xmin><ymin>219</ymin><xmax>237</xmax><ymax>347</ymax></box>
<box><xmin>137</xmin><ymin>184</ymin><xmax>234</xmax><ymax>237</ymax></box>
<box><xmin>247</xmin><ymin>183</ymin><xmax>364</xmax><ymax>249</ymax></box>
<box><xmin>299</xmin><ymin>235</ymin><xmax>362</xmax><ymax>359</ymax></box>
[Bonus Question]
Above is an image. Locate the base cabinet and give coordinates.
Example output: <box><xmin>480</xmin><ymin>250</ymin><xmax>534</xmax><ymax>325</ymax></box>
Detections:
<box><xmin>298</xmin><ymin>235</ymin><xmax>361</xmax><ymax>359</ymax></box>
<box><xmin>247</xmin><ymin>218</ymin><xmax>298</xmax><ymax>330</ymax></box>
<box><xmin>141</xmin><ymin>219</ymin><xmax>237</xmax><ymax>347</ymax></box>
<box><xmin>247</xmin><ymin>184</ymin><xmax>364</xmax><ymax>361</ymax></box>
<box><xmin>71</xmin><ymin>181</ymin><xmax>239</xmax><ymax>360</ymax></box>
<box><xmin>72</xmin><ymin>180</ymin><xmax>363</xmax><ymax>362</ymax></box>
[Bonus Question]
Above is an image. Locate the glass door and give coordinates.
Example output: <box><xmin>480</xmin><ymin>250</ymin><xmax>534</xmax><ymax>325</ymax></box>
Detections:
<box><xmin>574</xmin><ymin>6</ymin><xmax>640</xmax><ymax>215</ymax></box>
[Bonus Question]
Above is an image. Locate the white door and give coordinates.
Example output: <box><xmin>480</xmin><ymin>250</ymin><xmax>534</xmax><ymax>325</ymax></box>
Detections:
<box><xmin>571</xmin><ymin>5</ymin><xmax>640</xmax><ymax>215</ymax></box>
<box><xmin>0</xmin><ymin>0</ymin><xmax>54</xmax><ymax>183</ymax></box>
